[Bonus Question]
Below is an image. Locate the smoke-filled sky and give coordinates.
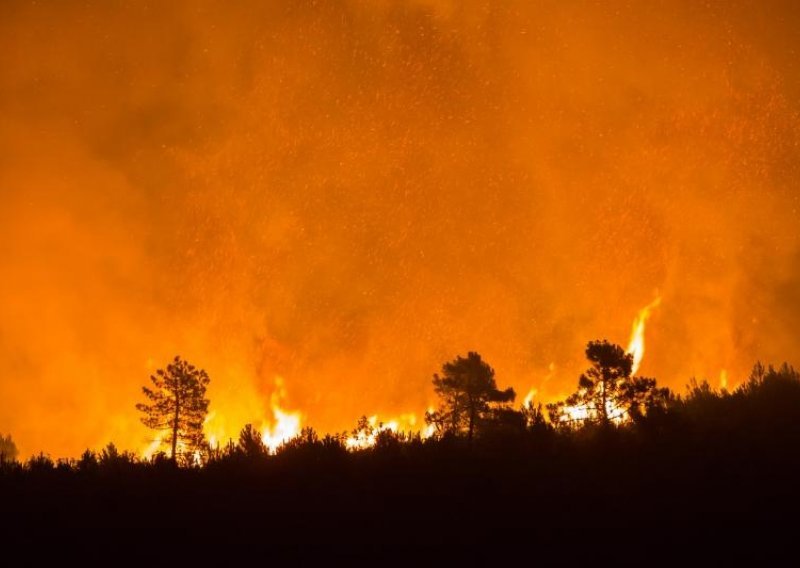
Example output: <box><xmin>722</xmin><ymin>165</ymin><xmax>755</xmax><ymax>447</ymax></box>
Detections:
<box><xmin>2</xmin><ymin>0</ymin><xmax>800</xmax><ymax>457</ymax></box>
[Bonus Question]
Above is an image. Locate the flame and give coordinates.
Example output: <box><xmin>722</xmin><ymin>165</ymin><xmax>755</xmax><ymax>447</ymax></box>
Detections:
<box><xmin>141</xmin><ymin>433</ymin><xmax>202</xmax><ymax>463</ymax></box>
<box><xmin>142</xmin><ymin>412</ymin><xmax>217</xmax><ymax>459</ymax></box>
<box><xmin>142</xmin><ymin>434</ymin><xmax>164</xmax><ymax>460</ymax></box>
<box><xmin>141</xmin><ymin>375</ymin><xmax>304</xmax><ymax>458</ymax></box>
<box><xmin>345</xmin><ymin>415</ymin><xmax>383</xmax><ymax>450</ymax></box>
<box><xmin>260</xmin><ymin>376</ymin><xmax>303</xmax><ymax>453</ymax></box>
<box><xmin>554</xmin><ymin>303</ymin><xmax>662</xmax><ymax>427</ymax></box>
<box><xmin>422</xmin><ymin>407</ymin><xmax>437</xmax><ymax>439</ymax></box>
<box><xmin>556</xmin><ymin>390</ymin><xmax>629</xmax><ymax>426</ymax></box>
<box><xmin>344</xmin><ymin>412</ymin><xmax>432</xmax><ymax>450</ymax></box>
<box><xmin>523</xmin><ymin>388</ymin><xmax>538</xmax><ymax>407</ymax></box>
<box><xmin>140</xmin><ymin>374</ymin><xmax>441</xmax><ymax>457</ymax></box>
<box><xmin>626</xmin><ymin>296</ymin><xmax>662</xmax><ymax>375</ymax></box>
<box><xmin>184</xmin><ymin>297</ymin><xmax>665</xmax><ymax>440</ymax></box>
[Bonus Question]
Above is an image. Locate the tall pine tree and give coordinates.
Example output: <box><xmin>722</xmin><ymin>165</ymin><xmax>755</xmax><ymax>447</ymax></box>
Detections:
<box><xmin>426</xmin><ymin>352</ymin><xmax>516</xmax><ymax>441</ymax></box>
<box><xmin>137</xmin><ymin>356</ymin><xmax>210</xmax><ymax>462</ymax></box>
<box><xmin>547</xmin><ymin>340</ymin><xmax>669</xmax><ymax>426</ymax></box>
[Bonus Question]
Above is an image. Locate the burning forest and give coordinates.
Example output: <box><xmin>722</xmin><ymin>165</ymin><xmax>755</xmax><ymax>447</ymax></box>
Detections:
<box><xmin>2</xmin><ymin>0</ymin><xmax>800</xmax><ymax>561</ymax></box>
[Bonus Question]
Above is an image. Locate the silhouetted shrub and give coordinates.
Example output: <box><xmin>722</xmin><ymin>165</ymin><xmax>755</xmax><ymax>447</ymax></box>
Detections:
<box><xmin>0</xmin><ymin>433</ymin><xmax>18</xmax><ymax>463</ymax></box>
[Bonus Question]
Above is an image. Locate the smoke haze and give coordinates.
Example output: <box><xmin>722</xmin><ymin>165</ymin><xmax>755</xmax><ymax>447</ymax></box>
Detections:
<box><xmin>2</xmin><ymin>0</ymin><xmax>800</xmax><ymax>456</ymax></box>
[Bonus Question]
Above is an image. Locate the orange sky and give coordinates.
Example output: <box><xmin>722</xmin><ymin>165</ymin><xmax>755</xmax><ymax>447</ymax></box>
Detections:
<box><xmin>1</xmin><ymin>0</ymin><xmax>800</xmax><ymax>457</ymax></box>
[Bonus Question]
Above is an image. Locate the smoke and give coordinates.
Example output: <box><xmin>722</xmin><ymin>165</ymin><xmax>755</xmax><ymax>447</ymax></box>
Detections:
<box><xmin>1</xmin><ymin>0</ymin><xmax>799</xmax><ymax>456</ymax></box>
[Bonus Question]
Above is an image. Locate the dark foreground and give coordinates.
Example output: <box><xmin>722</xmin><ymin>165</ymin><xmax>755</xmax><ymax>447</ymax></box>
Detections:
<box><xmin>6</xmin><ymin>367</ymin><xmax>800</xmax><ymax>563</ymax></box>
<box><xmin>2</xmin><ymin>432</ymin><xmax>797</xmax><ymax>564</ymax></box>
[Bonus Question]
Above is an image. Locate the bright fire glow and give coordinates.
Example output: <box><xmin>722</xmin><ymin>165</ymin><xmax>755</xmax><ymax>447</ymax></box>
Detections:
<box><xmin>626</xmin><ymin>297</ymin><xmax>662</xmax><ymax>375</ymax></box>
<box><xmin>260</xmin><ymin>376</ymin><xmax>303</xmax><ymax>454</ymax></box>
<box><xmin>142</xmin><ymin>375</ymin><xmax>438</xmax><ymax>457</ymax></box>
<box><xmin>555</xmin><ymin>298</ymin><xmax>663</xmax><ymax>426</ymax></box>
<box><xmin>4</xmin><ymin>3</ymin><xmax>799</xmax><ymax>458</ymax></box>
<box><xmin>344</xmin><ymin>413</ymin><xmax>425</xmax><ymax>450</ymax></box>
<box><xmin>141</xmin><ymin>376</ymin><xmax>304</xmax><ymax>458</ymax></box>
<box><xmin>141</xmin><ymin>432</ymin><xmax>202</xmax><ymax>464</ymax></box>
<box><xmin>142</xmin><ymin>434</ymin><xmax>164</xmax><ymax>460</ymax></box>
<box><xmin>422</xmin><ymin>407</ymin><xmax>437</xmax><ymax>439</ymax></box>
<box><xmin>142</xmin><ymin>298</ymin><xmax>667</xmax><ymax>447</ymax></box>
<box><xmin>558</xmin><ymin>392</ymin><xmax>629</xmax><ymax>425</ymax></box>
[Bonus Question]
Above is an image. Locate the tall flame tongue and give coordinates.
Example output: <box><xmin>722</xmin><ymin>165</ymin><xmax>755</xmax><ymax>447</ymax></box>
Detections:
<box><xmin>553</xmin><ymin>297</ymin><xmax>662</xmax><ymax>426</ymax></box>
<box><xmin>626</xmin><ymin>296</ymin><xmax>661</xmax><ymax>375</ymax></box>
<box><xmin>261</xmin><ymin>376</ymin><xmax>303</xmax><ymax>453</ymax></box>
<box><xmin>149</xmin><ymin>298</ymin><xmax>663</xmax><ymax>452</ymax></box>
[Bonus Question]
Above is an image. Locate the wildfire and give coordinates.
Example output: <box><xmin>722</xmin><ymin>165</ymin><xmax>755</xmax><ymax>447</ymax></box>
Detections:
<box><xmin>141</xmin><ymin>369</ymin><xmax>443</xmax><ymax>458</ymax></box>
<box><xmin>523</xmin><ymin>388</ymin><xmax>538</xmax><ymax>407</ymax></box>
<box><xmin>626</xmin><ymin>296</ymin><xmax>662</xmax><ymax>375</ymax></box>
<box><xmin>142</xmin><ymin>434</ymin><xmax>164</xmax><ymax>460</ymax></box>
<box><xmin>422</xmin><ymin>407</ymin><xmax>437</xmax><ymax>439</ymax></box>
<box><xmin>719</xmin><ymin>369</ymin><xmax>728</xmax><ymax>390</ymax></box>
<box><xmin>140</xmin><ymin>375</ymin><xmax>304</xmax><ymax>458</ymax></box>
<box><xmin>260</xmin><ymin>376</ymin><xmax>303</xmax><ymax>453</ymax></box>
<box><xmin>141</xmin><ymin>294</ymin><xmax>667</xmax><ymax>452</ymax></box>
<box><xmin>141</xmin><ymin>432</ymin><xmax>203</xmax><ymax>464</ymax></box>
<box><xmin>524</xmin><ymin>362</ymin><xmax>554</xmax><ymax>409</ymax></box>
<box><xmin>344</xmin><ymin>413</ymin><xmax>425</xmax><ymax>450</ymax></box>
<box><xmin>558</xmin><ymin>393</ymin><xmax>628</xmax><ymax>425</ymax></box>
<box><xmin>553</xmin><ymin>298</ymin><xmax>663</xmax><ymax>426</ymax></box>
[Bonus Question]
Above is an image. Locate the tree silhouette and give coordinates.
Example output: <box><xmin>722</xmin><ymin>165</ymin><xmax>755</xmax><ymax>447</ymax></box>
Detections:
<box><xmin>521</xmin><ymin>401</ymin><xmax>551</xmax><ymax>436</ymax></box>
<box><xmin>736</xmin><ymin>361</ymin><xmax>800</xmax><ymax>397</ymax></box>
<box><xmin>426</xmin><ymin>352</ymin><xmax>516</xmax><ymax>441</ymax></box>
<box><xmin>238</xmin><ymin>423</ymin><xmax>267</xmax><ymax>457</ymax></box>
<box><xmin>0</xmin><ymin>433</ymin><xmax>17</xmax><ymax>463</ymax></box>
<box><xmin>136</xmin><ymin>356</ymin><xmax>210</xmax><ymax>463</ymax></box>
<box><xmin>547</xmin><ymin>340</ymin><xmax>669</xmax><ymax>426</ymax></box>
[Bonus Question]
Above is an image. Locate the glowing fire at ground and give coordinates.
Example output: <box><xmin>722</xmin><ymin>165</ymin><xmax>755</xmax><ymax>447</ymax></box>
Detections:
<box><xmin>142</xmin><ymin>294</ymin><xmax>665</xmax><ymax>453</ymax></box>
<box><xmin>142</xmin><ymin>296</ymin><xmax>668</xmax><ymax>452</ymax></box>
<box><xmin>141</xmin><ymin>376</ymin><xmax>304</xmax><ymax>458</ymax></box>
<box><xmin>523</xmin><ymin>388</ymin><xmax>537</xmax><ymax>407</ymax></box>
<box><xmin>558</xmin><ymin>392</ymin><xmax>628</xmax><ymax>424</ymax></box>
<box><xmin>345</xmin><ymin>413</ymin><xmax>432</xmax><ymax>450</ymax></box>
<box><xmin>260</xmin><ymin>376</ymin><xmax>303</xmax><ymax>453</ymax></box>
<box><xmin>144</xmin><ymin>298</ymin><xmax>664</xmax><ymax>454</ymax></box>
<box><xmin>142</xmin><ymin>434</ymin><xmax>164</xmax><ymax>460</ymax></box>
<box><xmin>141</xmin><ymin>375</ymin><xmax>437</xmax><ymax>457</ymax></box>
<box><xmin>142</xmin><ymin>433</ymin><xmax>203</xmax><ymax>463</ymax></box>
<box><xmin>555</xmin><ymin>297</ymin><xmax>662</xmax><ymax>426</ymax></box>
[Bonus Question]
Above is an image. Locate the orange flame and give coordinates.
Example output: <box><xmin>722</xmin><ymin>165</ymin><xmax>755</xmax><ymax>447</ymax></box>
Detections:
<box><xmin>260</xmin><ymin>376</ymin><xmax>303</xmax><ymax>453</ymax></box>
<box><xmin>142</xmin><ymin>375</ymin><xmax>305</xmax><ymax>458</ymax></box>
<box><xmin>556</xmin><ymin>390</ymin><xmax>629</xmax><ymax>425</ymax></box>
<box><xmin>523</xmin><ymin>388</ymin><xmax>538</xmax><ymax>407</ymax></box>
<box><xmin>626</xmin><ymin>296</ymin><xmax>662</xmax><ymax>375</ymax></box>
<box><xmin>553</xmin><ymin>301</ymin><xmax>662</xmax><ymax>426</ymax></box>
<box><xmin>344</xmin><ymin>413</ymin><xmax>424</xmax><ymax>450</ymax></box>
<box><xmin>422</xmin><ymin>407</ymin><xmax>437</xmax><ymax>439</ymax></box>
<box><xmin>142</xmin><ymin>434</ymin><xmax>164</xmax><ymax>460</ymax></box>
<box><xmin>141</xmin><ymin>432</ymin><xmax>203</xmax><ymax>464</ymax></box>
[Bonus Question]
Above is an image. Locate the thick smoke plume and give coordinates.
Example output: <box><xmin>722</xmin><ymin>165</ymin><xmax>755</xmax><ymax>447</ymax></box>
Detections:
<box><xmin>1</xmin><ymin>0</ymin><xmax>799</xmax><ymax>456</ymax></box>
